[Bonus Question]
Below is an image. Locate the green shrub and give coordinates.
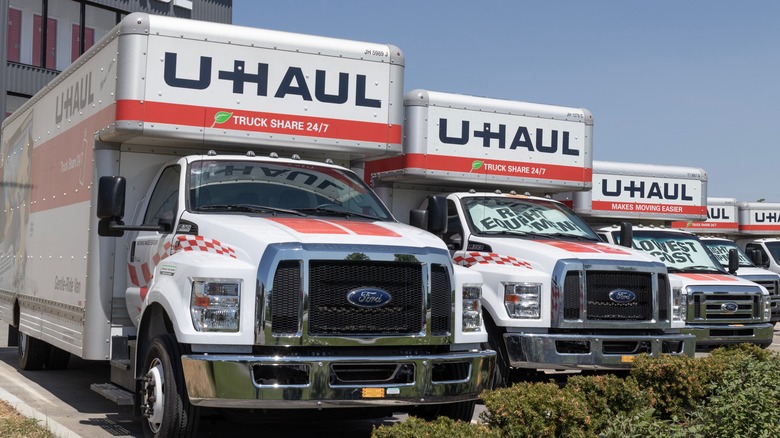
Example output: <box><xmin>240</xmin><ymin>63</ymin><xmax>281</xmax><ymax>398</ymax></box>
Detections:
<box><xmin>480</xmin><ymin>381</ymin><xmax>596</xmax><ymax>437</ymax></box>
<box><xmin>371</xmin><ymin>416</ymin><xmax>497</xmax><ymax>438</ymax></box>
<box><xmin>565</xmin><ymin>373</ymin><xmax>650</xmax><ymax>430</ymax></box>
<box><xmin>693</xmin><ymin>349</ymin><xmax>780</xmax><ymax>438</ymax></box>
<box><xmin>629</xmin><ymin>353</ymin><xmax>706</xmax><ymax>420</ymax></box>
<box><xmin>598</xmin><ymin>407</ymin><xmax>701</xmax><ymax>438</ymax></box>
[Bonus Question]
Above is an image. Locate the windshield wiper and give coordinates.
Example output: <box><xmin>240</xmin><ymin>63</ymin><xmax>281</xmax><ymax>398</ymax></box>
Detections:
<box><xmin>480</xmin><ymin>230</ymin><xmax>529</xmax><ymax>237</ymax></box>
<box><xmin>296</xmin><ymin>206</ymin><xmax>382</xmax><ymax>221</ymax></box>
<box><xmin>195</xmin><ymin>204</ymin><xmax>306</xmax><ymax>216</ymax></box>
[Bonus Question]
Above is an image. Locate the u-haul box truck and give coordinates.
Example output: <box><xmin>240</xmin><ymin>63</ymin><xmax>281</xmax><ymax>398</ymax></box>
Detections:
<box><xmin>0</xmin><ymin>14</ymin><xmax>494</xmax><ymax>436</ymax></box>
<box><xmin>367</xmin><ymin>90</ymin><xmax>694</xmax><ymax>389</ymax></box>
<box><xmin>736</xmin><ymin>202</ymin><xmax>780</xmax><ymax>291</ymax></box>
<box><xmin>669</xmin><ymin>198</ymin><xmax>780</xmax><ymax>324</ymax></box>
<box><xmin>580</xmin><ymin>163</ymin><xmax>773</xmax><ymax>350</ymax></box>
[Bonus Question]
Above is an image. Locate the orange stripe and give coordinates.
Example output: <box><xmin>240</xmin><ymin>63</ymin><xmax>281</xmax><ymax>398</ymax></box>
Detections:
<box><xmin>116</xmin><ymin>100</ymin><xmax>402</xmax><ymax>144</ymax></box>
<box><xmin>268</xmin><ymin>218</ymin><xmax>349</xmax><ymax>234</ymax></box>
<box><xmin>328</xmin><ymin>220</ymin><xmax>400</xmax><ymax>237</ymax></box>
<box><xmin>676</xmin><ymin>273</ymin><xmax>738</xmax><ymax>282</ymax></box>
<box><xmin>591</xmin><ymin>201</ymin><xmax>706</xmax><ymax>216</ymax></box>
<box><xmin>541</xmin><ymin>240</ymin><xmax>629</xmax><ymax>254</ymax></box>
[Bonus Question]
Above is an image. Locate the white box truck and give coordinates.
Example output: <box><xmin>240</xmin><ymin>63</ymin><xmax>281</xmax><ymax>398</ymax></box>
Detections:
<box><xmin>736</xmin><ymin>202</ymin><xmax>780</xmax><ymax>273</ymax></box>
<box><xmin>366</xmin><ymin>90</ymin><xmax>694</xmax><ymax>388</ymax></box>
<box><xmin>580</xmin><ymin>162</ymin><xmax>773</xmax><ymax>350</ymax></box>
<box><xmin>671</xmin><ymin>198</ymin><xmax>780</xmax><ymax>323</ymax></box>
<box><xmin>0</xmin><ymin>13</ymin><xmax>494</xmax><ymax>436</ymax></box>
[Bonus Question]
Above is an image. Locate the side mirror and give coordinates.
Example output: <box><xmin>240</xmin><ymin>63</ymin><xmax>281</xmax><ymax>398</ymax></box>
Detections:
<box><xmin>97</xmin><ymin>176</ymin><xmax>126</xmax><ymax>221</ymax></box>
<box><xmin>619</xmin><ymin>222</ymin><xmax>633</xmax><ymax>248</ymax></box>
<box><xmin>409</xmin><ymin>209</ymin><xmax>428</xmax><ymax>230</ymax></box>
<box><xmin>426</xmin><ymin>195</ymin><xmax>448</xmax><ymax>235</ymax></box>
<box><xmin>728</xmin><ymin>249</ymin><xmax>739</xmax><ymax>274</ymax></box>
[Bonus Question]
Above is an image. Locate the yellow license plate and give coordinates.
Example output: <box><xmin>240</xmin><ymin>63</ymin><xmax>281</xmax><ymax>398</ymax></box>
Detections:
<box><xmin>621</xmin><ymin>355</ymin><xmax>635</xmax><ymax>363</ymax></box>
<box><xmin>362</xmin><ymin>388</ymin><xmax>385</xmax><ymax>398</ymax></box>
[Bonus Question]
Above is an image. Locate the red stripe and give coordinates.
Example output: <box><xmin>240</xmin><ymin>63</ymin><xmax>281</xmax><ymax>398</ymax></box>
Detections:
<box><xmin>591</xmin><ymin>201</ymin><xmax>706</xmax><ymax>216</ymax></box>
<box><xmin>116</xmin><ymin>100</ymin><xmax>402</xmax><ymax>144</ymax></box>
<box><xmin>364</xmin><ymin>153</ymin><xmax>590</xmax><ymax>183</ymax></box>
<box><xmin>740</xmin><ymin>225</ymin><xmax>780</xmax><ymax>232</ymax></box>
<box><xmin>671</xmin><ymin>221</ymin><xmax>739</xmax><ymax>230</ymax></box>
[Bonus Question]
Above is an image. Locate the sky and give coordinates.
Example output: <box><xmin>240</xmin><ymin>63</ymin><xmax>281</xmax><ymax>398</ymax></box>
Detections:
<box><xmin>231</xmin><ymin>1</ymin><xmax>780</xmax><ymax>203</ymax></box>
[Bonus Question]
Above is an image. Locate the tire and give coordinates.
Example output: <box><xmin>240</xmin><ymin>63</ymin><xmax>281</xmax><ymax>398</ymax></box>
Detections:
<box><xmin>45</xmin><ymin>345</ymin><xmax>71</xmax><ymax>370</ymax></box>
<box><xmin>18</xmin><ymin>331</ymin><xmax>48</xmax><ymax>371</ymax></box>
<box><xmin>482</xmin><ymin>315</ymin><xmax>511</xmax><ymax>389</ymax></box>
<box><xmin>139</xmin><ymin>334</ymin><xmax>199</xmax><ymax>438</ymax></box>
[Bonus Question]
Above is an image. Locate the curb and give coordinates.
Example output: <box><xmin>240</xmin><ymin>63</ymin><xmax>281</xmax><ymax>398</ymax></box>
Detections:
<box><xmin>0</xmin><ymin>385</ymin><xmax>82</xmax><ymax>438</ymax></box>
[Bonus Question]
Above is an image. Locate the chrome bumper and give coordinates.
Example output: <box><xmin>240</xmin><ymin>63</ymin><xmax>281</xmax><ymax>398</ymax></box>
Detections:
<box><xmin>682</xmin><ymin>322</ymin><xmax>774</xmax><ymax>349</ymax></box>
<box><xmin>503</xmin><ymin>332</ymin><xmax>695</xmax><ymax>370</ymax></box>
<box><xmin>181</xmin><ymin>350</ymin><xmax>495</xmax><ymax>409</ymax></box>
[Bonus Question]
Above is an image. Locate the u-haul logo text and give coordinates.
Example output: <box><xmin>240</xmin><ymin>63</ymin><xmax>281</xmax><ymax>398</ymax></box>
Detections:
<box><xmin>163</xmin><ymin>52</ymin><xmax>382</xmax><ymax>108</ymax></box>
<box><xmin>754</xmin><ymin>212</ymin><xmax>780</xmax><ymax>223</ymax></box>
<box><xmin>438</xmin><ymin>118</ymin><xmax>579</xmax><ymax>156</ymax></box>
<box><xmin>601</xmin><ymin>179</ymin><xmax>694</xmax><ymax>201</ymax></box>
<box><xmin>708</xmin><ymin>207</ymin><xmax>731</xmax><ymax>220</ymax></box>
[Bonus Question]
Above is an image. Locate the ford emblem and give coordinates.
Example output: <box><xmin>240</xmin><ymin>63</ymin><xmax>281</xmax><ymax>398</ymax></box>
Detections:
<box><xmin>608</xmin><ymin>289</ymin><xmax>637</xmax><ymax>304</ymax></box>
<box><xmin>721</xmin><ymin>302</ymin><xmax>739</xmax><ymax>313</ymax></box>
<box><xmin>346</xmin><ymin>288</ymin><xmax>392</xmax><ymax>308</ymax></box>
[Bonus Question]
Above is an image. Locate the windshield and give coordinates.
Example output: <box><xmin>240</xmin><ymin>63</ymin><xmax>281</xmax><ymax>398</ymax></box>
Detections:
<box><xmin>764</xmin><ymin>241</ymin><xmax>780</xmax><ymax>264</ymax></box>
<box><xmin>462</xmin><ymin>196</ymin><xmax>600</xmax><ymax>240</ymax></box>
<box><xmin>701</xmin><ymin>239</ymin><xmax>754</xmax><ymax>268</ymax></box>
<box><xmin>187</xmin><ymin>160</ymin><xmax>392</xmax><ymax>220</ymax></box>
<box><xmin>618</xmin><ymin>230</ymin><xmax>723</xmax><ymax>272</ymax></box>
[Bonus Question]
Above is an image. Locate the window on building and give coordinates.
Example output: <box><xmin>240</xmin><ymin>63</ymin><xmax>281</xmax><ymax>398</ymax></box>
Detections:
<box><xmin>7</xmin><ymin>8</ymin><xmax>22</xmax><ymax>63</ymax></box>
<box><xmin>71</xmin><ymin>23</ymin><xmax>94</xmax><ymax>62</ymax></box>
<box><xmin>33</xmin><ymin>14</ymin><xmax>57</xmax><ymax>69</ymax></box>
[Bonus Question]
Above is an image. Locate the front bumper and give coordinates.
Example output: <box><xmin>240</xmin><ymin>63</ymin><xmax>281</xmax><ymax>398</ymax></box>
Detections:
<box><xmin>503</xmin><ymin>332</ymin><xmax>695</xmax><ymax>370</ymax></box>
<box><xmin>181</xmin><ymin>350</ymin><xmax>495</xmax><ymax>409</ymax></box>
<box><xmin>682</xmin><ymin>322</ymin><xmax>775</xmax><ymax>350</ymax></box>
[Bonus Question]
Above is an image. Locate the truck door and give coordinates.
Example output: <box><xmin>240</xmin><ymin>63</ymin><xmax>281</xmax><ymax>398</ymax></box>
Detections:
<box><xmin>126</xmin><ymin>165</ymin><xmax>181</xmax><ymax>319</ymax></box>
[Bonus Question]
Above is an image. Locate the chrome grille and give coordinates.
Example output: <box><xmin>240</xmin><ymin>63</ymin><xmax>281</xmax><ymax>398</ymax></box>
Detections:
<box><xmin>564</xmin><ymin>270</ymin><xmax>655</xmax><ymax>321</ymax></box>
<box><xmin>691</xmin><ymin>292</ymin><xmax>763</xmax><ymax>321</ymax></box>
<box><xmin>308</xmin><ymin>261</ymin><xmax>424</xmax><ymax>336</ymax></box>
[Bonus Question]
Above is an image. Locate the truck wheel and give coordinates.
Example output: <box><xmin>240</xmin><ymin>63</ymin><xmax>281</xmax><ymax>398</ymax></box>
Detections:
<box><xmin>483</xmin><ymin>316</ymin><xmax>511</xmax><ymax>389</ymax></box>
<box><xmin>18</xmin><ymin>332</ymin><xmax>48</xmax><ymax>371</ymax></box>
<box><xmin>45</xmin><ymin>345</ymin><xmax>71</xmax><ymax>370</ymax></box>
<box><xmin>140</xmin><ymin>334</ymin><xmax>199</xmax><ymax>438</ymax></box>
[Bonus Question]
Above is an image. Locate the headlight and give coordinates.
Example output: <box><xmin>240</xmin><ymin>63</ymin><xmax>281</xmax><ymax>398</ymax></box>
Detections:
<box><xmin>462</xmin><ymin>283</ymin><xmax>483</xmax><ymax>332</ymax></box>
<box><xmin>672</xmin><ymin>287</ymin><xmax>687</xmax><ymax>322</ymax></box>
<box><xmin>765</xmin><ymin>297</ymin><xmax>772</xmax><ymax>322</ymax></box>
<box><xmin>504</xmin><ymin>282</ymin><xmax>542</xmax><ymax>319</ymax></box>
<box><xmin>191</xmin><ymin>279</ymin><xmax>241</xmax><ymax>332</ymax></box>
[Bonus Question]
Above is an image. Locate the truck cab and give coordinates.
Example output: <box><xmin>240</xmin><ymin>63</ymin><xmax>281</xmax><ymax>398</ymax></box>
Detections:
<box><xmin>700</xmin><ymin>236</ymin><xmax>780</xmax><ymax>324</ymax></box>
<box><xmin>598</xmin><ymin>226</ymin><xmax>773</xmax><ymax>349</ymax></box>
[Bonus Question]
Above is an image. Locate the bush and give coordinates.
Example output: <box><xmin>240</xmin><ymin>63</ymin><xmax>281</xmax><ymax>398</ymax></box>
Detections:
<box><xmin>480</xmin><ymin>381</ymin><xmax>596</xmax><ymax>437</ymax></box>
<box><xmin>564</xmin><ymin>373</ymin><xmax>650</xmax><ymax>431</ymax></box>
<box><xmin>371</xmin><ymin>416</ymin><xmax>497</xmax><ymax>438</ymax></box>
<box><xmin>629</xmin><ymin>353</ymin><xmax>706</xmax><ymax>420</ymax></box>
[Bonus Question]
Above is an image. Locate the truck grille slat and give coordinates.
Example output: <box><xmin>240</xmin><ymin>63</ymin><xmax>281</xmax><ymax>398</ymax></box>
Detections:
<box><xmin>564</xmin><ymin>270</ymin><xmax>656</xmax><ymax>321</ymax></box>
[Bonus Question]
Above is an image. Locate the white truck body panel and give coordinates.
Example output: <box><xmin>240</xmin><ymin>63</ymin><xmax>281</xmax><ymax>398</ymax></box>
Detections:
<box><xmin>671</xmin><ymin>197</ymin><xmax>740</xmax><ymax>234</ymax></box>
<box><xmin>570</xmin><ymin>160</ymin><xmax>707</xmax><ymax>222</ymax></box>
<box><xmin>368</xmin><ymin>89</ymin><xmax>593</xmax><ymax>193</ymax></box>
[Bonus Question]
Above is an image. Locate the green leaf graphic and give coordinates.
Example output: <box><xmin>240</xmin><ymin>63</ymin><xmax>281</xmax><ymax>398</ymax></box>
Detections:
<box><xmin>470</xmin><ymin>160</ymin><xmax>484</xmax><ymax>173</ymax></box>
<box><xmin>211</xmin><ymin>111</ymin><xmax>233</xmax><ymax>127</ymax></box>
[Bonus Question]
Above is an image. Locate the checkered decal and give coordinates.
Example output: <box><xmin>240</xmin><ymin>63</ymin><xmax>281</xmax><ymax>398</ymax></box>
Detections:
<box><xmin>127</xmin><ymin>236</ymin><xmax>237</xmax><ymax>288</ymax></box>
<box><xmin>453</xmin><ymin>252</ymin><xmax>533</xmax><ymax>269</ymax></box>
<box><xmin>173</xmin><ymin>235</ymin><xmax>237</xmax><ymax>258</ymax></box>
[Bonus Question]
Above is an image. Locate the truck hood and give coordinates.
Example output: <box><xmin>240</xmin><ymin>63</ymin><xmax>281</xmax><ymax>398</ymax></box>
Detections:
<box><xmin>181</xmin><ymin>213</ymin><xmax>445</xmax><ymax>259</ymax></box>
<box><xmin>456</xmin><ymin>237</ymin><xmax>662</xmax><ymax>271</ymax></box>
<box><xmin>668</xmin><ymin>272</ymin><xmax>766</xmax><ymax>291</ymax></box>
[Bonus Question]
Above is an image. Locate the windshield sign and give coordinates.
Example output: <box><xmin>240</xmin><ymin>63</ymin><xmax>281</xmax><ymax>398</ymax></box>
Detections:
<box><xmin>702</xmin><ymin>240</ymin><xmax>753</xmax><ymax>268</ymax></box>
<box><xmin>464</xmin><ymin>196</ymin><xmax>598</xmax><ymax>239</ymax></box>
<box><xmin>630</xmin><ymin>233</ymin><xmax>719</xmax><ymax>270</ymax></box>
